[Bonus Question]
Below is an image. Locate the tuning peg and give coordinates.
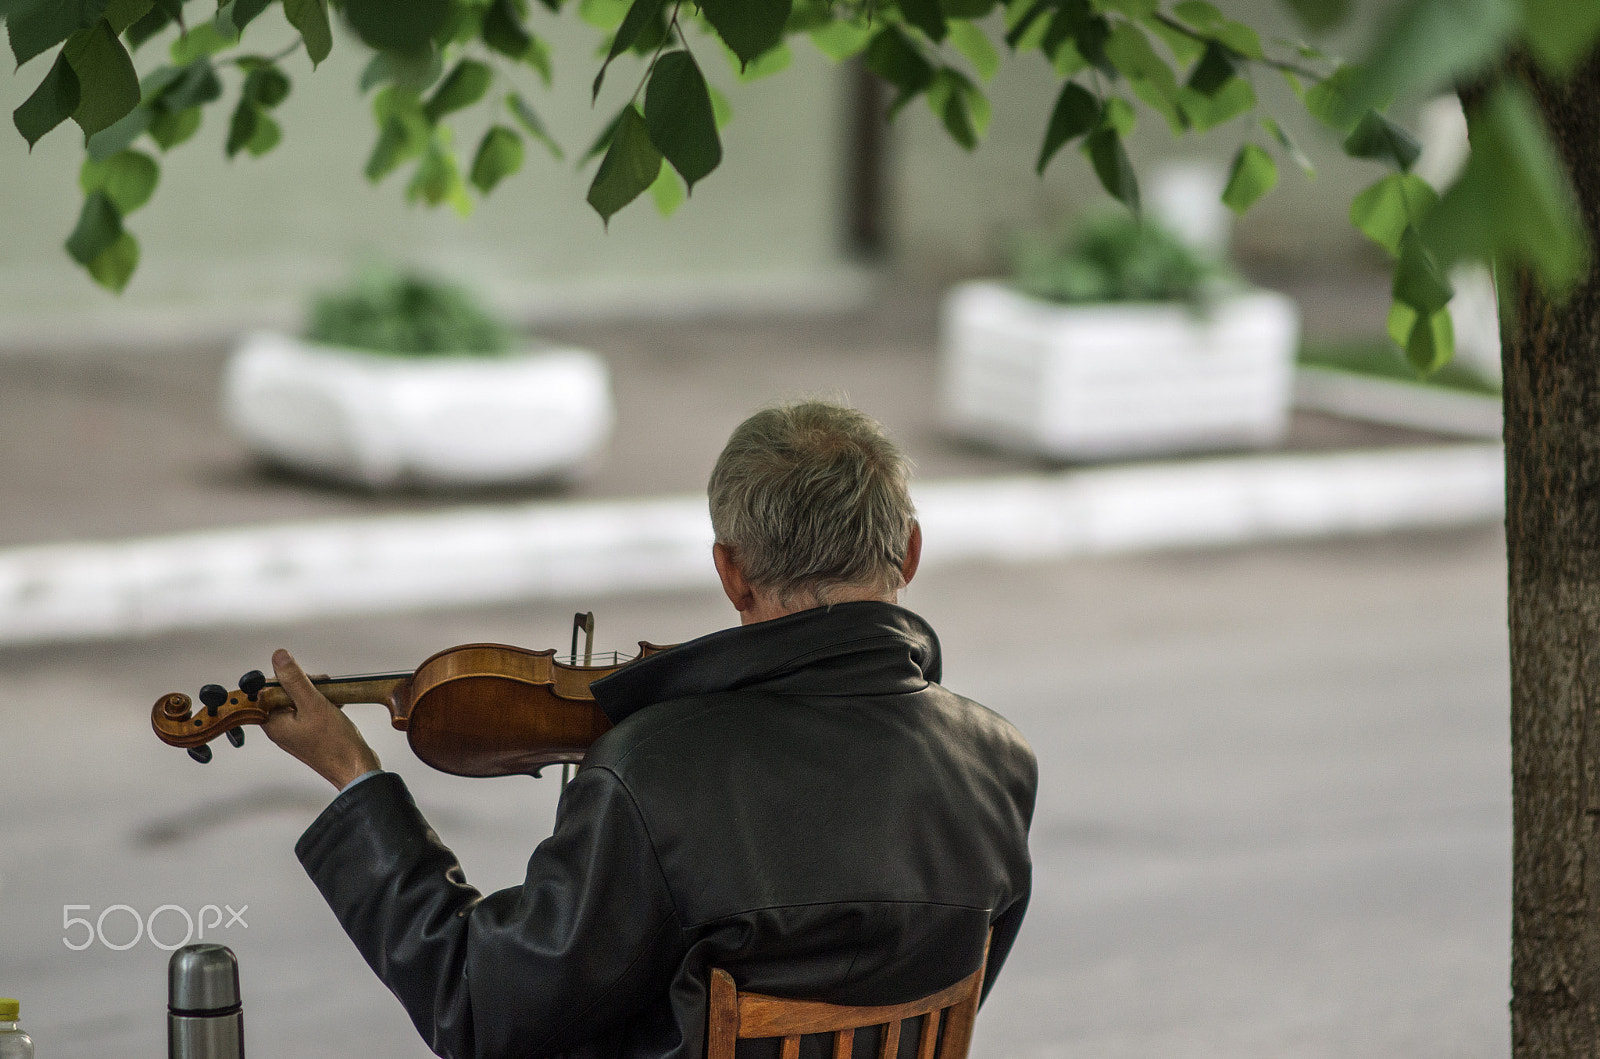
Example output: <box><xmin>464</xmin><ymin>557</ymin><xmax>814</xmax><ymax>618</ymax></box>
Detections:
<box><xmin>238</xmin><ymin>670</ymin><xmax>266</xmax><ymax>700</ymax></box>
<box><xmin>199</xmin><ymin>684</ymin><xmax>228</xmax><ymax>717</ymax></box>
<box><xmin>226</xmin><ymin>728</ymin><xmax>245</xmax><ymax>748</ymax></box>
<box><xmin>187</xmin><ymin>745</ymin><xmax>214</xmax><ymax>764</ymax></box>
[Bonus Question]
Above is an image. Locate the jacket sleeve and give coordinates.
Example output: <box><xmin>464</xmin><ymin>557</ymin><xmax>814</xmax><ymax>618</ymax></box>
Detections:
<box><xmin>295</xmin><ymin>768</ymin><xmax>683</xmax><ymax>1059</ymax></box>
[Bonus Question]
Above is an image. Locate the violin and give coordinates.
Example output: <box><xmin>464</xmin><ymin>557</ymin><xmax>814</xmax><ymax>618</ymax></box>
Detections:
<box><xmin>150</xmin><ymin>613</ymin><xmax>673</xmax><ymax>778</ymax></box>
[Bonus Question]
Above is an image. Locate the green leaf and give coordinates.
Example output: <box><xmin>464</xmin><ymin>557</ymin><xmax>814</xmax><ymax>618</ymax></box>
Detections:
<box><xmin>123</xmin><ymin>5</ymin><xmax>172</xmax><ymax>51</ymax></box>
<box><xmin>12</xmin><ymin>51</ymin><xmax>80</xmax><ymax>148</ymax></box>
<box><xmin>225</xmin><ymin>97</ymin><xmax>255</xmax><ymax>155</ymax></box>
<box><xmin>507</xmin><ymin>92</ymin><xmax>563</xmax><ymax>159</ymax></box>
<box><xmin>948</xmin><ymin>19</ymin><xmax>998</xmax><ymax>79</ymax></box>
<box><xmin>809</xmin><ymin>19</ymin><xmax>872</xmax><ymax>61</ymax></box>
<box><xmin>701</xmin><ymin>0</ymin><xmax>791</xmax><ymax>67</ymax></box>
<box><xmin>942</xmin><ymin>0</ymin><xmax>997</xmax><ymax>15</ymax></box>
<box><xmin>1004</xmin><ymin>0</ymin><xmax>1050</xmax><ymax>49</ymax></box>
<box><xmin>1260</xmin><ymin>115</ymin><xmax>1313</xmax><ymax>175</ymax></box>
<box><xmin>863</xmin><ymin>25</ymin><xmax>933</xmax><ymax>112</ymax></box>
<box><xmin>586</xmin><ymin>104</ymin><xmax>661</xmax><ymax>224</ymax></box>
<box><xmin>649</xmin><ymin>161</ymin><xmax>684</xmax><ymax>215</ymax></box>
<box><xmin>344</xmin><ymin>0</ymin><xmax>449</xmax><ymax>55</ymax></box>
<box><xmin>1099</xmin><ymin>0</ymin><xmax>1156</xmax><ymax>15</ymax></box>
<box><xmin>85</xmin><ymin>229</ymin><xmax>138</xmax><ymax>291</ymax></box>
<box><xmin>1221</xmin><ymin>142</ymin><xmax>1276</xmax><ymax>212</ymax></box>
<box><xmin>407</xmin><ymin>134</ymin><xmax>471</xmax><ymax>215</ymax></box>
<box><xmin>8</xmin><ymin>0</ymin><xmax>104</xmax><ymax>67</ymax></box>
<box><xmin>1083</xmin><ymin>126</ymin><xmax>1137</xmax><ymax>209</ymax></box>
<box><xmin>1392</xmin><ymin>226</ymin><xmax>1453</xmax><ymax>314</ymax></box>
<box><xmin>101</xmin><ymin>0</ymin><xmax>151</xmax><ymax>34</ymax></box>
<box><xmin>1140</xmin><ymin>13</ymin><xmax>1203</xmax><ymax>63</ymax></box>
<box><xmin>1386</xmin><ymin>300</ymin><xmax>1416</xmax><ymax>347</ymax></box>
<box><xmin>1303</xmin><ymin>65</ymin><xmax>1363</xmax><ymax>133</ymax></box>
<box><xmin>64</xmin><ymin>19</ymin><xmax>140</xmax><ymax>137</ymax></box>
<box><xmin>523</xmin><ymin>33</ymin><xmax>552</xmax><ymax>83</ymax></box>
<box><xmin>1101</xmin><ymin>94</ymin><xmax>1135</xmax><ymax>135</ymax></box>
<box><xmin>159</xmin><ymin>59</ymin><xmax>223</xmax><ymax>110</ymax></box>
<box><xmin>1036</xmin><ymin>79</ymin><xmax>1097</xmax><ymax>174</ymax></box>
<box><xmin>65</xmin><ymin>189</ymin><xmax>122</xmax><ymax>265</ymax></box>
<box><xmin>79</xmin><ymin>147</ymin><xmax>157</xmax><ymax>212</ymax></box>
<box><xmin>926</xmin><ymin>67</ymin><xmax>987</xmax><ymax>149</ymax></box>
<box><xmin>1349</xmin><ymin>173</ymin><xmax>1438</xmax><ymax>255</ymax></box>
<box><xmin>1337</xmin><ymin>0</ymin><xmax>1515</xmax><ymax>126</ymax></box>
<box><xmin>169</xmin><ymin>21</ymin><xmax>236</xmax><ymax>63</ymax></box>
<box><xmin>360</xmin><ymin>48</ymin><xmax>443</xmax><ymax>92</ymax></box>
<box><xmin>1422</xmin><ymin>83</ymin><xmax>1586</xmax><ymax>293</ymax></box>
<box><xmin>147</xmin><ymin>104</ymin><xmax>199</xmax><ymax>148</ymax></box>
<box><xmin>1523</xmin><ymin>0</ymin><xmax>1600</xmax><ymax>75</ymax></box>
<box><xmin>366</xmin><ymin>88</ymin><xmax>429</xmax><ymax>180</ymax></box>
<box><xmin>282</xmin><ymin>0</ymin><xmax>330</xmax><ymax>65</ymax></box>
<box><xmin>1404</xmin><ymin>305</ymin><xmax>1453</xmax><ymax>373</ymax></box>
<box><xmin>578</xmin><ymin>0</ymin><xmax>628</xmax><ymax>31</ymax></box>
<box><xmin>482</xmin><ymin>0</ymin><xmax>532</xmax><ymax>59</ymax></box>
<box><xmin>1169</xmin><ymin>0</ymin><xmax>1260</xmax><ymax>57</ymax></box>
<box><xmin>592</xmin><ymin>0</ymin><xmax>664</xmax><ymax>98</ymax></box>
<box><xmin>725</xmin><ymin>39</ymin><xmax>791</xmax><ymax>80</ymax></box>
<box><xmin>83</xmin><ymin>98</ymin><xmax>146</xmax><ymax>157</ymax></box>
<box><xmin>707</xmin><ymin>82</ymin><xmax>732</xmax><ymax>128</ymax></box>
<box><xmin>243</xmin><ymin>64</ymin><xmax>290</xmax><ymax>108</ymax></box>
<box><xmin>643</xmin><ymin>50</ymin><xmax>721</xmax><ymax>190</ymax></box>
<box><xmin>1185</xmin><ymin>41</ymin><xmax>1237</xmax><ymax>96</ymax></box>
<box><xmin>469</xmin><ymin>123</ymin><xmax>523</xmax><ymax>192</ymax></box>
<box><xmin>899</xmin><ymin>0</ymin><xmax>946</xmax><ymax>41</ymax></box>
<box><xmin>1342</xmin><ymin>110</ymin><xmax>1420</xmax><ymax>171</ymax></box>
<box><xmin>225</xmin><ymin>0</ymin><xmax>272</xmax><ymax>31</ymax></box>
<box><xmin>1176</xmin><ymin>76</ymin><xmax>1253</xmax><ymax>131</ymax></box>
<box><xmin>1280</xmin><ymin>0</ymin><xmax>1349</xmax><ymax>31</ymax></box>
<box><xmin>424</xmin><ymin>58</ymin><xmax>492</xmax><ymax>123</ymax></box>
<box><xmin>1104</xmin><ymin>21</ymin><xmax>1177</xmax><ymax>95</ymax></box>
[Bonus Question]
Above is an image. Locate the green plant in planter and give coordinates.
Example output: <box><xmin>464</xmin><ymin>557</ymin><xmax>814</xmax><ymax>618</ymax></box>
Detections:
<box><xmin>306</xmin><ymin>267</ymin><xmax>512</xmax><ymax>356</ymax></box>
<box><xmin>1008</xmin><ymin>213</ymin><xmax>1232</xmax><ymax>307</ymax></box>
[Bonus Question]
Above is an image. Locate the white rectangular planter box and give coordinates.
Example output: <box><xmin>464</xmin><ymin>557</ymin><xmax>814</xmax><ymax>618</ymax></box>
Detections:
<box><xmin>940</xmin><ymin>281</ymin><xmax>1301</xmax><ymax>460</ymax></box>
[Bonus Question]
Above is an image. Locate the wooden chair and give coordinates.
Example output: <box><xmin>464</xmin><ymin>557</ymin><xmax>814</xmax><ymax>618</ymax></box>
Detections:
<box><xmin>706</xmin><ymin>938</ymin><xmax>990</xmax><ymax>1059</ymax></box>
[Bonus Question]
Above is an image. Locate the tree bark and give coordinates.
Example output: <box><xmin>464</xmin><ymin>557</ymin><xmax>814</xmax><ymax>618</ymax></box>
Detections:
<box><xmin>1505</xmin><ymin>48</ymin><xmax>1600</xmax><ymax>1059</ymax></box>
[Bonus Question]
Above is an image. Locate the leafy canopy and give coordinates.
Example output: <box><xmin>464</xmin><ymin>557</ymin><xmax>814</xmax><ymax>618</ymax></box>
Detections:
<box><xmin>3</xmin><ymin>0</ymin><xmax>1596</xmax><ymax>372</ymax></box>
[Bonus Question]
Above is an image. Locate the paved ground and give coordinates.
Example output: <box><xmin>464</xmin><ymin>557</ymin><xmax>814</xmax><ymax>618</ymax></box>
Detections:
<box><xmin>0</xmin><ymin>524</ymin><xmax>1510</xmax><ymax>1058</ymax></box>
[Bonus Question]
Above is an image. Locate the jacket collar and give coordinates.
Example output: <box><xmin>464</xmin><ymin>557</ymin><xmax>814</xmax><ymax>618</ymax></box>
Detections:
<box><xmin>590</xmin><ymin>600</ymin><xmax>943</xmax><ymax>725</ymax></box>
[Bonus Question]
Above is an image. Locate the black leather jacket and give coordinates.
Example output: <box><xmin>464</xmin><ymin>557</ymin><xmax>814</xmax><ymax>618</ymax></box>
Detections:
<box><xmin>296</xmin><ymin>601</ymin><xmax>1037</xmax><ymax>1059</ymax></box>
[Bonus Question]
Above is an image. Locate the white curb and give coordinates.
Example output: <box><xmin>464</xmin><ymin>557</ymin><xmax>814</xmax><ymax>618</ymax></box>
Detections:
<box><xmin>0</xmin><ymin>445</ymin><xmax>1504</xmax><ymax>646</ymax></box>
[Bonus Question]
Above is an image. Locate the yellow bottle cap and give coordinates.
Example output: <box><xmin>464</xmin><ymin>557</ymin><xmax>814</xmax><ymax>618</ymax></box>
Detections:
<box><xmin>0</xmin><ymin>999</ymin><xmax>17</xmax><ymax>1020</ymax></box>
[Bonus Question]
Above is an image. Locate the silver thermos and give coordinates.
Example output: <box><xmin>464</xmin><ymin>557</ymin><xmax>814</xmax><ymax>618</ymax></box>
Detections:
<box><xmin>168</xmin><ymin>944</ymin><xmax>244</xmax><ymax>1058</ymax></box>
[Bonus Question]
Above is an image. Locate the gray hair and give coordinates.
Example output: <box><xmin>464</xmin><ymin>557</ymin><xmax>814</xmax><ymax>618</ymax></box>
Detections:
<box><xmin>709</xmin><ymin>402</ymin><xmax>916</xmax><ymax>608</ymax></box>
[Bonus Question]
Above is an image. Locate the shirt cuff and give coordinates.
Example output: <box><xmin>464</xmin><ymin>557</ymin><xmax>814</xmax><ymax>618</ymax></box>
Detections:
<box><xmin>339</xmin><ymin>768</ymin><xmax>384</xmax><ymax>795</ymax></box>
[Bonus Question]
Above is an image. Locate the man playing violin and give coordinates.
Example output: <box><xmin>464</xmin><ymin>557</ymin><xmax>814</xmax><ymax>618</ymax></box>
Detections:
<box><xmin>263</xmin><ymin>401</ymin><xmax>1037</xmax><ymax>1059</ymax></box>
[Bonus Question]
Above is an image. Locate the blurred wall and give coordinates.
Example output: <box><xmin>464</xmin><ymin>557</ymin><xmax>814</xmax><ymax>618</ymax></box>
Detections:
<box><xmin>0</xmin><ymin>11</ymin><xmax>853</xmax><ymax>345</ymax></box>
<box><xmin>0</xmin><ymin>1</ymin><xmax>1396</xmax><ymax>343</ymax></box>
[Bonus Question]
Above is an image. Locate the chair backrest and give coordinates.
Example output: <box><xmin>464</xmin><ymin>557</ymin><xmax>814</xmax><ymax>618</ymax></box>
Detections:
<box><xmin>706</xmin><ymin>938</ymin><xmax>989</xmax><ymax>1059</ymax></box>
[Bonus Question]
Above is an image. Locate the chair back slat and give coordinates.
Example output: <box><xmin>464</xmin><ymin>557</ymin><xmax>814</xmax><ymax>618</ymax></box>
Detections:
<box><xmin>706</xmin><ymin>932</ymin><xmax>991</xmax><ymax>1059</ymax></box>
<box><xmin>876</xmin><ymin>1020</ymin><xmax>902</xmax><ymax>1059</ymax></box>
<box><xmin>914</xmin><ymin>1009</ymin><xmax>941</xmax><ymax>1059</ymax></box>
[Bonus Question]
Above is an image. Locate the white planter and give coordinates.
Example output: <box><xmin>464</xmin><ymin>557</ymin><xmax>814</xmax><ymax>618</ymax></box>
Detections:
<box><xmin>1294</xmin><ymin>365</ymin><xmax>1502</xmax><ymax>439</ymax></box>
<box><xmin>224</xmin><ymin>332</ymin><xmax>615</xmax><ymax>488</ymax></box>
<box><xmin>940</xmin><ymin>281</ymin><xmax>1300</xmax><ymax>460</ymax></box>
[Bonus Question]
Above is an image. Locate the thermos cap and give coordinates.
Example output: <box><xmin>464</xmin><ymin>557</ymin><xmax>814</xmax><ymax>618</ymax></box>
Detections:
<box><xmin>168</xmin><ymin>945</ymin><xmax>240</xmax><ymax>1012</ymax></box>
<box><xmin>0</xmin><ymin>998</ymin><xmax>17</xmax><ymax>1020</ymax></box>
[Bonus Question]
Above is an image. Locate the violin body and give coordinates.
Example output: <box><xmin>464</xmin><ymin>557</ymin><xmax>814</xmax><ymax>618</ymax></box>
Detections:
<box><xmin>152</xmin><ymin>638</ymin><xmax>673</xmax><ymax>778</ymax></box>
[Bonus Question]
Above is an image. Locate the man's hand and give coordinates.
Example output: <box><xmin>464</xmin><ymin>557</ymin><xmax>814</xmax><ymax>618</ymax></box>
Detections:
<box><xmin>262</xmin><ymin>648</ymin><xmax>382</xmax><ymax>791</ymax></box>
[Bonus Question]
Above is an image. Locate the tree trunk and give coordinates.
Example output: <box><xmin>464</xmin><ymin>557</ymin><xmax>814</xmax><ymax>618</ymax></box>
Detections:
<box><xmin>1505</xmin><ymin>49</ymin><xmax>1600</xmax><ymax>1058</ymax></box>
